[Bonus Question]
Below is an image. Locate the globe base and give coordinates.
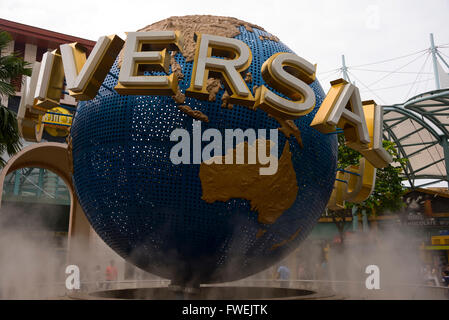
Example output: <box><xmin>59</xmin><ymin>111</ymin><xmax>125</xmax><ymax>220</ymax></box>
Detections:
<box><xmin>69</xmin><ymin>286</ymin><xmax>338</xmax><ymax>300</ymax></box>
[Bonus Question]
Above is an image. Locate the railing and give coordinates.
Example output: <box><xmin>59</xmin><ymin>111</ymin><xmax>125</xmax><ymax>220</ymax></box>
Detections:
<box><xmin>15</xmin><ymin>279</ymin><xmax>449</xmax><ymax>300</ymax></box>
<box><xmin>3</xmin><ymin>278</ymin><xmax>448</xmax><ymax>300</ymax></box>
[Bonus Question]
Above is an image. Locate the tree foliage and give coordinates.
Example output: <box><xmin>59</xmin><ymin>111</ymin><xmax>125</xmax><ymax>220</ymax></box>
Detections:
<box><xmin>325</xmin><ymin>134</ymin><xmax>408</xmax><ymax>244</ymax></box>
<box><xmin>337</xmin><ymin>134</ymin><xmax>408</xmax><ymax>216</ymax></box>
<box><xmin>0</xmin><ymin>30</ymin><xmax>31</xmax><ymax>167</ymax></box>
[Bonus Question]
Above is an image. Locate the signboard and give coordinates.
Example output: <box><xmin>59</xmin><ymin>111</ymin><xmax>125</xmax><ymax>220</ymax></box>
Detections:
<box><xmin>42</xmin><ymin>106</ymin><xmax>72</xmax><ymax>137</ymax></box>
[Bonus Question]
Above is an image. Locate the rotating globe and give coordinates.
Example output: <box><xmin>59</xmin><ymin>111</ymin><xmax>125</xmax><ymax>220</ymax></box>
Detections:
<box><xmin>70</xmin><ymin>15</ymin><xmax>338</xmax><ymax>286</ymax></box>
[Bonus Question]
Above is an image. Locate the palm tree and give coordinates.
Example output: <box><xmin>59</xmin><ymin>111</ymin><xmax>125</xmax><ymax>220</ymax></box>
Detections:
<box><xmin>0</xmin><ymin>30</ymin><xmax>31</xmax><ymax>167</ymax></box>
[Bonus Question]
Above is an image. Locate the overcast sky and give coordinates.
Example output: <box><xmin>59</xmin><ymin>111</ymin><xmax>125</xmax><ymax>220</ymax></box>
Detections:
<box><xmin>1</xmin><ymin>0</ymin><xmax>449</xmax><ymax>105</ymax></box>
<box><xmin>1</xmin><ymin>0</ymin><xmax>449</xmax><ymax>187</ymax></box>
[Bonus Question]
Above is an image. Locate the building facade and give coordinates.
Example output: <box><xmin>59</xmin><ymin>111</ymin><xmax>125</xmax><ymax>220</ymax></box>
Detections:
<box><xmin>0</xmin><ymin>19</ymin><xmax>142</xmax><ymax>288</ymax></box>
<box><xmin>0</xmin><ymin>18</ymin><xmax>95</xmax><ymax>142</ymax></box>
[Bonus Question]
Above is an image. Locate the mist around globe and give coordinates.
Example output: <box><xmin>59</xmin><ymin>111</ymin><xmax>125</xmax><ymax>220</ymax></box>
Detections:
<box><xmin>70</xmin><ymin>15</ymin><xmax>338</xmax><ymax>286</ymax></box>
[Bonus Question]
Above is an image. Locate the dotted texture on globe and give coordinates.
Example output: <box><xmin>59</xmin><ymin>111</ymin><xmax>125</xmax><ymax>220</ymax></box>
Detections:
<box><xmin>71</xmin><ymin>15</ymin><xmax>338</xmax><ymax>285</ymax></box>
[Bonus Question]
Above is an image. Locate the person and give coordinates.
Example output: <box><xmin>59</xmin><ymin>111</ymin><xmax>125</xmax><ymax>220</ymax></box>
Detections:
<box><xmin>297</xmin><ymin>264</ymin><xmax>312</xmax><ymax>290</ymax></box>
<box><xmin>430</xmin><ymin>267</ymin><xmax>440</xmax><ymax>286</ymax></box>
<box><xmin>297</xmin><ymin>264</ymin><xmax>305</xmax><ymax>280</ymax></box>
<box><xmin>422</xmin><ymin>265</ymin><xmax>439</xmax><ymax>286</ymax></box>
<box><xmin>442</xmin><ymin>270</ymin><xmax>449</xmax><ymax>285</ymax></box>
<box><xmin>442</xmin><ymin>270</ymin><xmax>449</xmax><ymax>299</ymax></box>
<box><xmin>276</xmin><ymin>265</ymin><xmax>291</xmax><ymax>288</ymax></box>
<box><xmin>94</xmin><ymin>265</ymin><xmax>102</xmax><ymax>290</ymax></box>
<box><xmin>105</xmin><ymin>260</ymin><xmax>118</xmax><ymax>289</ymax></box>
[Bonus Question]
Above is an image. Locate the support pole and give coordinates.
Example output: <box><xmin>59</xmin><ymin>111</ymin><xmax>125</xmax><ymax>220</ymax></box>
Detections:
<box><xmin>54</xmin><ymin>175</ymin><xmax>59</xmax><ymax>198</ymax></box>
<box><xmin>352</xmin><ymin>206</ymin><xmax>358</xmax><ymax>231</ymax></box>
<box><xmin>436</xmin><ymin>52</ymin><xmax>449</xmax><ymax>70</ymax></box>
<box><xmin>362</xmin><ymin>209</ymin><xmax>369</xmax><ymax>232</ymax></box>
<box><xmin>13</xmin><ymin>170</ymin><xmax>21</xmax><ymax>196</ymax></box>
<box><xmin>440</xmin><ymin>138</ymin><xmax>449</xmax><ymax>189</ymax></box>
<box><xmin>430</xmin><ymin>33</ymin><xmax>441</xmax><ymax>90</ymax></box>
<box><xmin>341</xmin><ymin>55</ymin><xmax>351</xmax><ymax>83</ymax></box>
<box><xmin>37</xmin><ymin>168</ymin><xmax>44</xmax><ymax>197</ymax></box>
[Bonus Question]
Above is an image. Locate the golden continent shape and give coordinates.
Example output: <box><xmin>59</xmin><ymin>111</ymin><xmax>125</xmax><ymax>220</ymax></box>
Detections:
<box><xmin>199</xmin><ymin>141</ymin><xmax>299</xmax><ymax>225</ymax></box>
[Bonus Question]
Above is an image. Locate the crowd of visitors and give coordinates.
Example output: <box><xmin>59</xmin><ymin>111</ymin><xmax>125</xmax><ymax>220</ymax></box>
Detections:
<box><xmin>91</xmin><ymin>260</ymin><xmax>118</xmax><ymax>290</ymax></box>
<box><xmin>421</xmin><ymin>264</ymin><xmax>449</xmax><ymax>288</ymax></box>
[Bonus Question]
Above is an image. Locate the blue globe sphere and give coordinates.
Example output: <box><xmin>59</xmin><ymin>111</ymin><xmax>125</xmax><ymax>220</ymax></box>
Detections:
<box><xmin>71</xmin><ymin>16</ymin><xmax>337</xmax><ymax>285</ymax></box>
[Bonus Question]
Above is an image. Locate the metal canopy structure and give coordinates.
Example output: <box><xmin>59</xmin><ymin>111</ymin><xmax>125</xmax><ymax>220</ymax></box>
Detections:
<box><xmin>383</xmin><ymin>90</ymin><xmax>449</xmax><ymax>188</ymax></box>
<box><xmin>404</xmin><ymin>89</ymin><xmax>449</xmax><ymax>137</ymax></box>
<box><xmin>329</xmin><ymin>33</ymin><xmax>449</xmax><ymax>188</ymax></box>
<box><xmin>338</xmin><ymin>34</ymin><xmax>449</xmax><ymax>189</ymax></box>
<box><xmin>381</xmin><ymin>34</ymin><xmax>449</xmax><ymax>188</ymax></box>
<box><xmin>382</xmin><ymin>32</ymin><xmax>449</xmax><ymax>189</ymax></box>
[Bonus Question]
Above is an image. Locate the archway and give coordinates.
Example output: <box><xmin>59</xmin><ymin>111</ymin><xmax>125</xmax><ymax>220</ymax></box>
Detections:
<box><xmin>0</xmin><ymin>142</ymin><xmax>91</xmax><ymax>296</ymax></box>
